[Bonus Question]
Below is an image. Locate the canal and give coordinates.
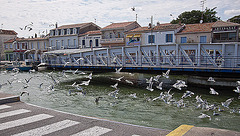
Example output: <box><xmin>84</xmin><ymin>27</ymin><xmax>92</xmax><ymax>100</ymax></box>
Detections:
<box><xmin>0</xmin><ymin>69</ymin><xmax>240</xmax><ymax>132</ymax></box>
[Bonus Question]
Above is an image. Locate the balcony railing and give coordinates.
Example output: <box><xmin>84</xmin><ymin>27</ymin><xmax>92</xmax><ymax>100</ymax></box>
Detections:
<box><xmin>100</xmin><ymin>38</ymin><xmax>124</xmax><ymax>44</ymax></box>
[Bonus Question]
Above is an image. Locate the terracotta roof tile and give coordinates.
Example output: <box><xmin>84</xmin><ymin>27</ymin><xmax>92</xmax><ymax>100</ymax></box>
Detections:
<box><xmin>102</xmin><ymin>21</ymin><xmax>136</xmax><ymax>30</ymax></box>
<box><xmin>212</xmin><ymin>20</ymin><xmax>240</xmax><ymax>27</ymax></box>
<box><xmin>52</xmin><ymin>22</ymin><xmax>98</xmax><ymax>30</ymax></box>
<box><xmin>178</xmin><ymin>23</ymin><xmax>214</xmax><ymax>34</ymax></box>
<box><xmin>129</xmin><ymin>23</ymin><xmax>182</xmax><ymax>32</ymax></box>
<box><xmin>0</xmin><ymin>29</ymin><xmax>17</xmax><ymax>35</ymax></box>
<box><xmin>79</xmin><ymin>30</ymin><xmax>101</xmax><ymax>36</ymax></box>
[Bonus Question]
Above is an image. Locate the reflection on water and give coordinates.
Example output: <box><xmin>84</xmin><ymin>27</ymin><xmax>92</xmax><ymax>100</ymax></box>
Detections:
<box><xmin>0</xmin><ymin>70</ymin><xmax>240</xmax><ymax>131</ymax></box>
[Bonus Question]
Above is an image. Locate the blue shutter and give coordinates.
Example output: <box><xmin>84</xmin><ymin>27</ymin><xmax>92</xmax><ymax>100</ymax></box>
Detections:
<box><xmin>170</xmin><ymin>34</ymin><xmax>173</xmax><ymax>42</ymax></box>
<box><xmin>153</xmin><ymin>35</ymin><xmax>155</xmax><ymax>43</ymax></box>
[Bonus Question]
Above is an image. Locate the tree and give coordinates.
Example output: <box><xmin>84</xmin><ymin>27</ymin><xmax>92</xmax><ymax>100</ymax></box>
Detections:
<box><xmin>171</xmin><ymin>7</ymin><xmax>220</xmax><ymax>24</ymax></box>
<box><xmin>228</xmin><ymin>15</ymin><xmax>240</xmax><ymax>24</ymax></box>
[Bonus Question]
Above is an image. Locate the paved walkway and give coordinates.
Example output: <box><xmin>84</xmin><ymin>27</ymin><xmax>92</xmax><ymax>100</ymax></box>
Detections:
<box><xmin>0</xmin><ymin>92</ymin><xmax>239</xmax><ymax>136</ymax></box>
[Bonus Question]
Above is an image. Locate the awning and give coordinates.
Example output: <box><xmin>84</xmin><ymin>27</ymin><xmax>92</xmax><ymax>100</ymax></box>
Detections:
<box><xmin>126</xmin><ymin>34</ymin><xmax>133</xmax><ymax>38</ymax></box>
<box><xmin>134</xmin><ymin>34</ymin><xmax>141</xmax><ymax>38</ymax></box>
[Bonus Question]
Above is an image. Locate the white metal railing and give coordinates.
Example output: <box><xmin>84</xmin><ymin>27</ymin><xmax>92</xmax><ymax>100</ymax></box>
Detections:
<box><xmin>100</xmin><ymin>38</ymin><xmax>124</xmax><ymax>43</ymax></box>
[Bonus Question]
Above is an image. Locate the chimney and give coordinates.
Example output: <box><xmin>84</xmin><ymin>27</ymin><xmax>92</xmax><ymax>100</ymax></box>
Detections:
<box><xmin>55</xmin><ymin>22</ymin><xmax>58</xmax><ymax>28</ymax></box>
<box><xmin>157</xmin><ymin>21</ymin><xmax>160</xmax><ymax>26</ymax></box>
<box><xmin>35</xmin><ymin>33</ymin><xmax>37</xmax><ymax>38</ymax></box>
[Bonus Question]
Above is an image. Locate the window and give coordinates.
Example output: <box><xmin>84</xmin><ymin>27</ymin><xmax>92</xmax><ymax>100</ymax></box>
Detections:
<box><xmin>229</xmin><ymin>33</ymin><xmax>236</xmax><ymax>40</ymax></box>
<box><xmin>5</xmin><ymin>44</ymin><xmax>8</xmax><ymax>49</ymax></box>
<box><xmin>166</xmin><ymin>34</ymin><xmax>173</xmax><ymax>42</ymax></box>
<box><xmin>74</xmin><ymin>39</ymin><xmax>76</xmax><ymax>47</ymax></box>
<box><xmin>181</xmin><ymin>37</ymin><xmax>187</xmax><ymax>43</ymax></box>
<box><xmin>37</xmin><ymin>42</ymin><xmax>40</xmax><ymax>49</ymax></box>
<box><xmin>61</xmin><ymin>40</ymin><xmax>64</xmax><ymax>47</ymax></box>
<box><xmin>82</xmin><ymin>40</ymin><xmax>85</xmax><ymax>46</ymax></box>
<box><xmin>31</xmin><ymin>43</ymin><xmax>34</xmax><ymax>49</ymax></box>
<box><xmin>68</xmin><ymin>39</ymin><xmax>70</xmax><ymax>47</ymax></box>
<box><xmin>70</xmin><ymin>28</ymin><xmax>73</xmax><ymax>34</ymax></box>
<box><xmin>118</xmin><ymin>32</ymin><xmax>120</xmax><ymax>38</ymax></box>
<box><xmin>148</xmin><ymin>35</ymin><xmax>155</xmax><ymax>43</ymax></box>
<box><xmin>95</xmin><ymin>39</ymin><xmax>99</xmax><ymax>47</ymax></box>
<box><xmin>10</xmin><ymin>44</ymin><xmax>12</xmax><ymax>49</ymax></box>
<box><xmin>58</xmin><ymin>29</ymin><xmax>61</xmax><ymax>35</ymax></box>
<box><xmin>44</xmin><ymin>42</ymin><xmax>47</xmax><ymax>49</ymax></box>
<box><xmin>200</xmin><ymin>36</ymin><xmax>207</xmax><ymax>43</ymax></box>
<box><xmin>110</xmin><ymin>33</ymin><xmax>112</xmax><ymax>38</ymax></box>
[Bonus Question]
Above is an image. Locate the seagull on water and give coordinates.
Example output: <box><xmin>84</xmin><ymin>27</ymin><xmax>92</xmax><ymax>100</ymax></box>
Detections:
<box><xmin>173</xmin><ymin>80</ymin><xmax>187</xmax><ymax>90</ymax></box>
<box><xmin>207</xmin><ymin>77</ymin><xmax>215</xmax><ymax>82</ymax></box>
<box><xmin>95</xmin><ymin>96</ymin><xmax>103</xmax><ymax>104</ymax></box>
<box><xmin>146</xmin><ymin>81</ymin><xmax>154</xmax><ymax>92</ymax></box>
<box><xmin>129</xmin><ymin>93</ymin><xmax>137</xmax><ymax>98</ymax></box>
<box><xmin>79</xmin><ymin>80</ymin><xmax>90</xmax><ymax>86</ymax></box>
<box><xmin>87</xmin><ymin>73</ymin><xmax>92</xmax><ymax>79</ymax></box>
<box><xmin>108</xmin><ymin>89</ymin><xmax>120</xmax><ymax>99</ymax></box>
<box><xmin>146</xmin><ymin>77</ymin><xmax>153</xmax><ymax>84</ymax></box>
<box><xmin>198</xmin><ymin>113</ymin><xmax>211</xmax><ymax>120</ymax></box>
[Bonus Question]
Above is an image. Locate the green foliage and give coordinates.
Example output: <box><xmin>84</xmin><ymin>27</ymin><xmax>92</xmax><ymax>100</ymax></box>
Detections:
<box><xmin>171</xmin><ymin>7</ymin><xmax>220</xmax><ymax>24</ymax></box>
<box><xmin>228</xmin><ymin>15</ymin><xmax>240</xmax><ymax>24</ymax></box>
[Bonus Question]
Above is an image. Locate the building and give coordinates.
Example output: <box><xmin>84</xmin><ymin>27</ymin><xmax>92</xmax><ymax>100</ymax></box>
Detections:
<box><xmin>100</xmin><ymin>21</ymin><xmax>141</xmax><ymax>48</ymax></box>
<box><xmin>26</xmin><ymin>37</ymin><xmax>49</xmax><ymax>62</ymax></box>
<box><xmin>78</xmin><ymin>30</ymin><xmax>102</xmax><ymax>49</ymax></box>
<box><xmin>126</xmin><ymin>23</ymin><xmax>184</xmax><ymax>46</ymax></box>
<box><xmin>0</xmin><ymin>29</ymin><xmax>17</xmax><ymax>61</ymax></box>
<box><xmin>212</xmin><ymin>21</ymin><xmax>240</xmax><ymax>43</ymax></box>
<box><xmin>49</xmin><ymin>22</ymin><xmax>101</xmax><ymax>50</ymax></box>
<box><xmin>175</xmin><ymin>22</ymin><xmax>214</xmax><ymax>43</ymax></box>
<box><xmin>4</xmin><ymin>37</ymin><xmax>49</xmax><ymax>62</ymax></box>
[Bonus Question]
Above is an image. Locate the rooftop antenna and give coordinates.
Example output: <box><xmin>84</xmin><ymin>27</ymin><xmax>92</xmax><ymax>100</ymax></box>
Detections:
<box><xmin>94</xmin><ymin>18</ymin><xmax>96</xmax><ymax>24</ymax></box>
<box><xmin>1</xmin><ymin>24</ymin><xmax>3</xmax><ymax>29</ymax></box>
<box><xmin>200</xmin><ymin>0</ymin><xmax>206</xmax><ymax>23</ymax></box>
<box><xmin>131</xmin><ymin>6</ymin><xmax>138</xmax><ymax>22</ymax></box>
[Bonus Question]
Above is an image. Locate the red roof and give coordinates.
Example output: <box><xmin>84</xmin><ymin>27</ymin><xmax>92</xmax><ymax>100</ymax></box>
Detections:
<box><xmin>52</xmin><ymin>22</ymin><xmax>100</xmax><ymax>30</ymax></box>
<box><xmin>79</xmin><ymin>30</ymin><xmax>101</xmax><ymax>36</ymax></box>
<box><xmin>212</xmin><ymin>20</ymin><xmax>240</xmax><ymax>27</ymax></box>
<box><xmin>0</xmin><ymin>29</ymin><xmax>17</xmax><ymax>35</ymax></box>
<box><xmin>129</xmin><ymin>23</ymin><xmax>182</xmax><ymax>32</ymax></box>
<box><xmin>102</xmin><ymin>21</ymin><xmax>137</xmax><ymax>30</ymax></box>
<box><xmin>178</xmin><ymin>23</ymin><xmax>214</xmax><ymax>34</ymax></box>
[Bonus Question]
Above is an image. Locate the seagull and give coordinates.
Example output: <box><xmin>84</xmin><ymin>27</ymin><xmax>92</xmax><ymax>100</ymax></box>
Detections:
<box><xmin>115</xmin><ymin>67</ymin><xmax>122</xmax><ymax>74</ymax></box>
<box><xmin>111</xmin><ymin>82</ymin><xmax>118</xmax><ymax>89</ymax></box>
<box><xmin>129</xmin><ymin>93</ymin><xmax>137</xmax><ymax>98</ymax></box>
<box><xmin>162</xmin><ymin>69</ymin><xmax>170</xmax><ymax>78</ymax></box>
<box><xmin>79</xmin><ymin>80</ymin><xmax>90</xmax><ymax>86</ymax></box>
<box><xmin>156</xmin><ymin>82</ymin><xmax>163</xmax><ymax>90</ymax></box>
<box><xmin>95</xmin><ymin>96</ymin><xmax>103</xmax><ymax>104</ymax></box>
<box><xmin>221</xmin><ymin>98</ymin><xmax>234</xmax><ymax>108</ymax></box>
<box><xmin>146</xmin><ymin>82</ymin><xmax>154</xmax><ymax>91</ymax></box>
<box><xmin>173</xmin><ymin>80</ymin><xmax>187</xmax><ymax>90</ymax></box>
<box><xmin>111</xmin><ymin>76</ymin><xmax>124</xmax><ymax>81</ymax></box>
<box><xmin>213</xmin><ymin>111</ymin><xmax>221</xmax><ymax>116</ymax></box>
<box><xmin>152</xmin><ymin>92</ymin><xmax>164</xmax><ymax>101</ymax></box>
<box><xmin>207</xmin><ymin>77</ymin><xmax>215</xmax><ymax>82</ymax></box>
<box><xmin>7</xmin><ymin>80</ymin><xmax>13</xmax><ymax>85</ymax></box>
<box><xmin>39</xmin><ymin>83</ymin><xmax>43</xmax><ymax>88</ymax></box>
<box><xmin>153</xmin><ymin>75</ymin><xmax>161</xmax><ymax>82</ymax></box>
<box><xmin>20</xmin><ymin>91</ymin><xmax>29</xmax><ymax>96</ymax></box>
<box><xmin>131</xmin><ymin>7</ymin><xmax>135</xmax><ymax>11</ymax></box>
<box><xmin>146</xmin><ymin>77</ymin><xmax>153</xmax><ymax>84</ymax></box>
<box><xmin>233</xmin><ymin>86</ymin><xmax>240</xmax><ymax>93</ymax></box>
<box><xmin>87</xmin><ymin>73</ymin><xmax>92</xmax><ymax>79</ymax></box>
<box><xmin>125</xmin><ymin>80</ymin><xmax>133</xmax><ymax>84</ymax></box>
<box><xmin>196</xmin><ymin>95</ymin><xmax>204</xmax><ymax>104</ymax></box>
<box><xmin>198</xmin><ymin>113</ymin><xmax>211</xmax><ymax>120</ymax></box>
<box><xmin>25</xmin><ymin>77</ymin><xmax>33</xmax><ymax>84</ymax></box>
<box><xmin>209</xmin><ymin>88</ymin><xmax>219</xmax><ymax>95</ymax></box>
<box><xmin>181</xmin><ymin>91</ymin><xmax>194</xmax><ymax>99</ymax></box>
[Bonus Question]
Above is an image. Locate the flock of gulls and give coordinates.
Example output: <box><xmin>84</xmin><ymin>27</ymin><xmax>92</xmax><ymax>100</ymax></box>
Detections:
<box><xmin>0</xmin><ymin>67</ymin><xmax>240</xmax><ymax>121</ymax></box>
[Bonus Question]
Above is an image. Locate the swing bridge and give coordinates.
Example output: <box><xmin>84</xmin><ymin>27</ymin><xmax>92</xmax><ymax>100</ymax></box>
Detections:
<box><xmin>42</xmin><ymin>43</ymin><xmax>240</xmax><ymax>73</ymax></box>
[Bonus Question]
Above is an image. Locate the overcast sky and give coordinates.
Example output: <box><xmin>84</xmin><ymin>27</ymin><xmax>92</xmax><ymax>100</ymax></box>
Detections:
<box><xmin>1</xmin><ymin>0</ymin><xmax>240</xmax><ymax>38</ymax></box>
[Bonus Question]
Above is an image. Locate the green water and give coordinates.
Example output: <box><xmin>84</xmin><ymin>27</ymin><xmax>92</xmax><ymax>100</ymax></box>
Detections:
<box><xmin>0</xmin><ymin>70</ymin><xmax>240</xmax><ymax>131</ymax></box>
